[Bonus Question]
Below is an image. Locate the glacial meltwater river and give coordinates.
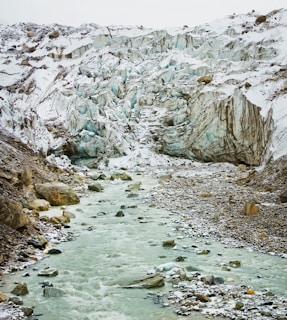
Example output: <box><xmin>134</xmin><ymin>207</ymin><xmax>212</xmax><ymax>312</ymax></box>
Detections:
<box><xmin>2</xmin><ymin>171</ymin><xmax>287</xmax><ymax>320</ymax></box>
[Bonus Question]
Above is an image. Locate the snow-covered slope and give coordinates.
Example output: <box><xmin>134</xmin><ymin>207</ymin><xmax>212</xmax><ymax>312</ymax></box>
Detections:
<box><xmin>0</xmin><ymin>9</ymin><xmax>286</xmax><ymax>167</ymax></box>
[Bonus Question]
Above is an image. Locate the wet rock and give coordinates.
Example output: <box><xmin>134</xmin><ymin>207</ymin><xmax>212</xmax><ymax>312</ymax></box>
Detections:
<box><xmin>127</xmin><ymin>193</ymin><xmax>138</xmax><ymax>198</ymax></box>
<box><xmin>127</xmin><ymin>182</ymin><xmax>142</xmax><ymax>191</ymax></box>
<box><xmin>38</xmin><ymin>268</ymin><xmax>59</xmax><ymax>277</ymax></box>
<box><xmin>11</xmin><ymin>282</ymin><xmax>29</xmax><ymax>296</ymax></box>
<box><xmin>47</xmin><ymin>248</ymin><xmax>62</xmax><ymax>254</ymax></box>
<box><xmin>63</xmin><ymin>210</ymin><xmax>76</xmax><ymax>219</ymax></box>
<box><xmin>115</xmin><ymin>210</ymin><xmax>125</xmax><ymax>217</ymax></box>
<box><xmin>9</xmin><ymin>296</ymin><xmax>23</xmax><ymax>305</ymax></box>
<box><xmin>28</xmin><ymin>235</ymin><xmax>48</xmax><ymax>249</ymax></box>
<box><xmin>43</xmin><ymin>287</ymin><xmax>65</xmax><ymax>297</ymax></box>
<box><xmin>235</xmin><ymin>301</ymin><xmax>244</xmax><ymax>310</ymax></box>
<box><xmin>39</xmin><ymin>280</ymin><xmax>53</xmax><ymax>288</ymax></box>
<box><xmin>196</xmin><ymin>249</ymin><xmax>210</xmax><ymax>255</ymax></box>
<box><xmin>21</xmin><ymin>306</ymin><xmax>34</xmax><ymax>317</ymax></box>
<box><xmin>35</xmin><ymin>182</ymin><xmax>80</xmax><ymax>206</ymax></box>
<box><xmin>229</xmin><ymin>260</ymin><xmax>241</xmax><ymax>268</ymax></box>
<box><xmin>123</xmin><ymin>273</ymin><xmax>164</xmax><ymax>289</ymax></box>
<box><xmin>88</xmin><ymin>183</ymin><xmax>104</xmax><ymax>192</ymax></box>
<box><xmin>162</xmin><ymin>239</ymin><xmax>176</xmax><ymax>247</ymax></box>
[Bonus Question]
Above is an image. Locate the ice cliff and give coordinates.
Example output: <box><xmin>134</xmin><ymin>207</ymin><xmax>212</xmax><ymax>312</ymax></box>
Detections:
<box><xmin>0</xmin><ymin>9</ymin><xmax>287</xmax><ymax>166</ymax></box>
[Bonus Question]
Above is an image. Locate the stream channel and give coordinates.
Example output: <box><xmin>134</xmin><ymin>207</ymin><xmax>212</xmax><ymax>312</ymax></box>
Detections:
<box><xmin>2</xmin><ymin>170</ymin><xmax>287</xmax><ymax>319</ymax></box>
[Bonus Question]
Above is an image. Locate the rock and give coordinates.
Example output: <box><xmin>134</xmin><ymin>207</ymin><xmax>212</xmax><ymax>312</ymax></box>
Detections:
<box><xmin>279</xmin><ymin>189</ymin><xmax>287</xmax><ymax>203</ymax></box>
<box><xmin>197</xmin><ymin>75</ymin><xmax>213</xmax><ymax>84</ymax></box>
<box><xmin>203</xmin><ymin>275</ymin><xmax>215</xmax><ymax>285</ymax></box>
<box><xmin>229</xmin><ymin>260</ymin><xmax>241</xmax><ymax>268</ymax></box>
<box><xmin>88</xmin><ymin>183</ymin><xmax>104</xmax><ymax>192</ymax></box>
<box><xmin>195</xmin><ymin>293</ymin><xmax>211</xmax><ymax>302</ymax></box>
<box><xmin>38</xmin><ymin>268</ymin><xmax>59</xmax><ymax>277</ymax></box>
<box><xmin>47</xmin><ymin>248</ymin><xmax>62</xmax><ymax>255</ymax></box>
<box><xmin>28</xmin><ymin>199</ymin><xmax>50</xmax><ymax>211</ymax></box>
<box><xmin>43</xmin><ymin>287</ymin><xmax>65</xmax><ymax>297</ymax></box>
<box><xmin>162</xmin><ymin>239</ymin><xmax>176</xmax><ymax>247</ymax></box>
<box><xmin>39</xmin><ymin>280</ymin><xmax>53</xmax><ymax>288</ymax></box>
<box><xmin>127</xmin><ymin>182</ymin><xmax>142</xmax><ymax>190</ymax></box>
<box><xmin>235</xmin><ymin>301</ymin><xmax>244</xmax><ymax>310</ymax></box>
<box><xmin>123</xmin><ymin>273</ymin><xmax>164</xmax><ymax>289</ymax></box>
<box><xmin>196</xmin><ymin>249</ymin><xmax>210</xmax><ymax>255</ymax></box>
<box><xmin>62</xmin><ymin>210</ymin><xmax>76</xmax><ymax>218</ymax></box>
<box><xmin>8</xmin><ymin>296</ymin><xmax>23</xmax><ymax>305</ymax></box>
<box><xmin>11</xmin><ymin>282</ymin><xmax>29</xmax><ymax>296</ymax></box>
<box><xmin>115</xmin><ymin>210</ymin><xmax>125</xmax><ymax>217</ymax></box>
<box><xmin>127</xmin><ymin>193</ymin><xmax>138</xmax><ymax>198</ymax></box>
<box><xmin>0</xmin><ymin>195</ymin><xmax>29</xmax><ymax>229</ymax></box>
<box><xmin>27</xmin><ymin>31</ymin><xmax>35</xmax><ymax>37</ymax></box>
<box><xmin>35</xmin><ymin>182</ymin><xmax>80</xmax><ymax>206</ymax></box>
<box><xmin>27</xmin><ymin>235</ymin><xmax>48</xmax><ymax>250</ymax></box>
<box><xmin>48</xmin><ymin>30</ymin><xmax>60</xmax><ymax>39</ymax></box>
<box><xmin>243</xmin><ymin>200</ymin><xmax>260</xmax><ymax>215</ymax></box>
<box><xmin>21</xmin><ymin>307</ymin><xmax>34</xmax><ymax>317</ymax></box>
<box><xmin>255</xmin><ymin>15</ymin><xmax>267</xmax><ymax>24</ymax></box>
<box><xmin>0</xmin><ymin>291</ymin><xmax>8</xmax><ymax>302</ymax></box>
<box><xmin>49</xmin><ymin>215</ymin><xmax>70</xmax><ymax>225</ymax></box>
<box><xmin>110</xmin><ymin>173</ymin><xmax>132</xmax><ymax>181</ymax></box>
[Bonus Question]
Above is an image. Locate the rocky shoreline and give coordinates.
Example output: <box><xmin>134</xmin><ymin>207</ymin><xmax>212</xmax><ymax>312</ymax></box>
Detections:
<box><xmin>145</xmin><ymin>159</ymin><xmax>287</xmax><ymax>319</ymax></box>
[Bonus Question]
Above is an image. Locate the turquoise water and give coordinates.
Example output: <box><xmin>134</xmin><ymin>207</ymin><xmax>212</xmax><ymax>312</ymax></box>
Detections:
<box><xmin>2</xmin><ymin>172</ymin><xmax>286</xmax><ymax>319</ymax></box>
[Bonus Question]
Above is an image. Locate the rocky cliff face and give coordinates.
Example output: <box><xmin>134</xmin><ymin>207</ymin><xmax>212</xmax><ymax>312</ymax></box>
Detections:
<box><xmin>0</xmin><ymin>9</ymin><xmax>287</xmax><ymax>166</ymax></box>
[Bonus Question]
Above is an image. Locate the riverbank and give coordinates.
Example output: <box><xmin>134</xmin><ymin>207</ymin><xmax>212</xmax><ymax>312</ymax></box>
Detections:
<box><xmin>149</xmin><ymin>159</ymin><xmax>287</xmax><ymax>257</ymax></box>
<box><xmin>1</xmin><ymin>158</ymin><xmax>287</xmax><ymax>319</ymax></box>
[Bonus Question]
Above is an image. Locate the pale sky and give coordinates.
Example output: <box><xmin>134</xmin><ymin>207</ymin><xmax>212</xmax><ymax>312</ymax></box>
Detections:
<box><xmin>0</xmin><ymin>0</ymin><xmax>286</xmax><ymax>28</ymax></box>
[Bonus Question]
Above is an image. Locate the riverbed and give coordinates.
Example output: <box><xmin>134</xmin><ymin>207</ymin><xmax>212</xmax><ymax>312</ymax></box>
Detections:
<box><xmin>1</xmin><ymin>168</ymin><xmax>287</xmax><ymax>319</ymax></box>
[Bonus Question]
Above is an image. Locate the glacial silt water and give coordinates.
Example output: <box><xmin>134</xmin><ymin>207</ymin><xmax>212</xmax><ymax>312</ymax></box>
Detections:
<box><xmin>2</xmin><ymin>172</ymin><xmax>287</xmax><ymax>319</ymax></box>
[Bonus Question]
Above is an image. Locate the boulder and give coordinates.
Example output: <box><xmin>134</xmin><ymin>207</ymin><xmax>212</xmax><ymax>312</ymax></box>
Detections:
<box><xmin>123</xmin><ymin>273</ymin><xmax>164</xmax><ymax>289</ymax></box>
<box><xmin>11</xmin><ymin>283</ymin><xmax>29</xmax><ymax>296</ymax></box>
<box><xmin>28</xmin><ymin>199</ymin><xmax>50</xmax><ymax>211</ymax></box>
<box><xmin>197</xmin><ymin>75</ymin><xmax>213</xmax><ymax>84</ymax></box>
<box><xmin>0</xmin><ymin>195</ymin><xmax>29</xmax><ymax>229</ymax></box>
<box><xmin>38</xmin><ymin>268</ymin><xmax>59</xmax><ymax>277</ymax></box>
<box><xmin>35</xmin><ymin>183</ymin><xmax>80</xmax><ymax>206</ymax></box>
<box><xmin>48</xmin><ymin>30</ymin><xmax>60</xmax><ymax>39</ymax></box>
<box><xmin>88</xmin><ymin>182</ymin><xmax>104</xmax><ymax>192</ymax></box>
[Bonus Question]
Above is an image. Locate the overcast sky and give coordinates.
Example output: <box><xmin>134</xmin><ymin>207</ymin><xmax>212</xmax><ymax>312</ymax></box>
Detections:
<box><xmin>1</xmin><ymin>0</ymin><xmax>286</xmax><ymax>28</ymax></box>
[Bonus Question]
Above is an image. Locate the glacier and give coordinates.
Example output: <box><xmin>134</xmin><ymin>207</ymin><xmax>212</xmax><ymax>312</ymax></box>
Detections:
<box><xmin>0</xmin><ymin>9</ymin><xmax>287</xmax><ymax>167</ymax></box>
